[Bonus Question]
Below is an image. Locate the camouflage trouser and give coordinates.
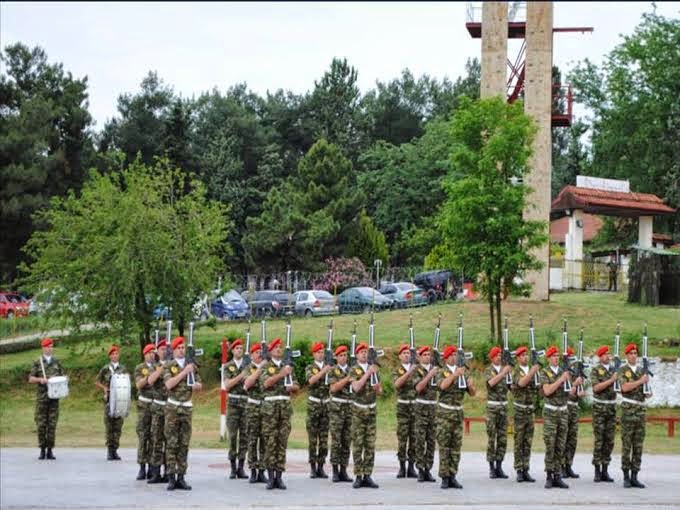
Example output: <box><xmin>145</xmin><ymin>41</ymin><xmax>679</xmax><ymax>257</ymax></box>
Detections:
<box><xmin>542</xmin><ymin>407</ymin><xmax>568</xmax><ymax>473</ymax></box>
<box><xmin>621</xmin><ymin>404</ymin><xmax>646</xmax><ymax>472</ymax></box>
<box><xmin>306</xmin><ymin>399</ymin><xmax>330</xmax><ymax>465</ymax></box>
<box><xmin>329</xmin><ymin>401</ymin><xmax>352</xmax><ymax>466</ymax></box>
<box><xmin>227</xmin><ymin>399</ymin><xmax>247</xmax><ymax>461</ymax></box>
<box><xmin>136</xmin><ymin>400</ymin><xmax>153</xmax><ymax>464</ymax></box>
<box><xmin>351</xmin><ymin>405</ymin><xmax>377</xmax><ymax>477</ymax></box>
<box><xmin>246</xmin><ymin>401</ymin><xmax>265</xmax><ymax>470</ymax></box>
<box><xmin>436</xmin><ymin>407</ymin><xmax>464</xmax><ymax>477</ymax></box>
<box><xmin>415</xmin><ymin>402</ymin><xmax>436</xmax><ymax>470</ymax></box>
<box><xmin>262</xmin><ymin>401</ymin><xmax>292</xmax><ymax>472</ymax></box>
<box><xmin>485</xmin><ymin>404</ymin><xmax>507</xmax><ymax>463</ymax></box>
<box><xmin>35</xmin><ymin>398</ymin><xmax>59</xmax><ymax>448</ymax></box>
<box><xmin>396</xmin><ymin>401</ymin><xmax>416</xmax><ymax>463</ymax></box>
<box><xmin>164</xmin><ymin>404</ymin><xmax>192</xmax><ymax>476</ymax></box>
<box><xmin>563</xmin><ymin>402</ymin><xmax>579</xmax><ymax>467</ymax></box>
<box><xmin>513</xmin><ymin>404</ymin><xmax>535</xmax><ymax>471</ymax></box>
<box><xmin>150</xmin><ymin>402</ymin><xmax>166</xmax><ymax>467</ymax></box>
<box><xmin>592</xmin><ymin>403</ymin><xmax>616</xmax><ymax>465</ymax></box>
<box><xmin>104</xmin><ymin>406</ymin><xmax>124</xmax><ymax>449</ymax></box>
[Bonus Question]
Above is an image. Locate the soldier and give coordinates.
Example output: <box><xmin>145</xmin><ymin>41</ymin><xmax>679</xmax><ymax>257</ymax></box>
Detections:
<box><xmin>350</xmin><ymin>342</ymin><xmax>382</xmax><ymax>489</ymax></box>
<box><xmin>591</xmin><ymin>344</ymin><xmax>617</xmax><ymax>483</ymax></box>
<box><xmin>619</xmin><ymin>342</ymin><xmax>650</xmax><ymax>489</ymax></box>
<box><xmin>28</xmin><ymin>338</ymin><xmax>64</xmax><ymax>460</ymax></box>
<box><xmin>484</xmin><ymin>346</ymin><xmax>512</xmax><ymax>479</ymax></box>
<box><xmin>563</xmin><ymin>347</ymin><xmax>586</xmax><ymax>480</ymax></box>
<box><xmin>223</xmin><ymin>338</ymin><xmax>249</xmax><ymax>479</ymax></box>
<box><xmin>392</xmin><ymin>344</ymin><xmax>417</xmax><ymax>479</ymax></box>
<box><xmin>436</xmin><ymin>345</ymin><xmax>476</xmax><ymax>489</ymax></box>
<box><xmin>243</xmin><ymin>343</ymin><xmax>268</xmax><ymax>484</ymax></box>
<box><xmin>305</xmin><ymin>341</ymin><xmax>332</xmax><ymax>479</ymax></box>
<box><xmin>147</xmin><ymin>338</ymin><xmax>171</xmax><ymax>484</ymax></box>
<box><xmin>328</xmin><ymin>345</ymin><xmax>353</xmax><ymax>483</ymax></box>
<box><xmin>539</xmin><ymin>345</ymin><xmax>582</xmax><ymax>489</ymax></box>
<box><xmin>511</xmin><ymin>345</ymin><xmax>540</xmax><ymax>483</ymax></box>
<box><xmin>413</xmin><ymin>345</ymin><xmax>438</xmax><ymax>483</ymax></box>
<box><xmin>260</xmin><ymin>337</ymin><xmax>300</xmax><ymax>490</ymax></box>
<box><xmin>163</xmin><ymin>336</ymin><xmax>203</xmax><ymax>491</ymax></box>
<box><xmin>95</xmin><ymin>344</ymin><xmax>129</xmax><ymax>461</ymax></box>
<box><xmin>133</xmin><ymin>343</ymin><xmax>157</xmax><ymax>480</ymax></box>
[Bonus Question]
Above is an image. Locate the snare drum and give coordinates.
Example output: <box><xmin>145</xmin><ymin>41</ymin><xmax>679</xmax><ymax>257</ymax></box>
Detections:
<box><xmin>108</xmin><ymin>373</ymin><xmax>131</xmax><ymax>418</ymax></box>
<box><xmin>47</xmin><ymin>376</ymin><xmax>69</xmax><ymax>399</ymax></box>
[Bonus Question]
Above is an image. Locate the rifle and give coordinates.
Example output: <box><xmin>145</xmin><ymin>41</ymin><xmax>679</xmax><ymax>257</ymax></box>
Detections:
<box><xmin>186</xmin><ymin>321</ymin><xmax>204</xmax><ymax>387</ymax></box>
<box><xmin>260</xmin><ymin>320</ymin><xmax>270</xmax><ymax>361</ymax></box>
<box><xmin>154</xmin><ymin>329</ymin><xmax>160</xmax><ymax>362</ymax></box>
<box><xmin>502</xmin><ymin>316</ymin><xmax>515</xmax><ymax>385</ymax></box>
<box><xmin>243</xmin><ymin>320</ymin><xmax>252</xmax><ymax>366</ymax></box>
<box><xmin>368</xmin><ymin>313</ymin><xmax>385</xmax><ymax>387</ymax></box>
<box><xmin>431</xmin><ymin>314</ymin><xmax>442</xmax><ymax>386</ymax></box>
<box><xmin>324</xmin><ymin>319</ymin><xmax>335</xmax><ymax>385</ymax></box>
<box><xmin>349</xmin><ymin>320</ymin><xmax>358</xmax><ymax>367</ymax></box>
<box><xmin>408</xmin><ymin>314</ymin><xmax>417</xmax><ymax>365</ymax></box>
<box><xmin>612</xmin><ymin>322</ymin><xmax>622</xmax><ymax>392</ymax></box>
<box><xmin>165</xmin><ymin>320</ymin><xmax>174</xmax><ymax>361</ymax></box>
<box><xmin>561</xmin><ymin>318</ymin><xmax>574</xmax><ymax>392</ymax></box>
<box><xmin>574</xmin><ymin>328</ymin><xmax>589</xmax><ymax>393</ymax></box>
<box><xmin>283</xmin><ymin>319</ymin><xmax>301</xmax><ymax>387</ymax></box>
<box><xmin>528</xmin><ymin>315</ymin><xmax>544</xmax><ymax>386</ymax></box>
<box><xmin>456</xmin><ymin>313</ymin><xmax>474</xmax><ymax>389</ymax></box>
<box><xmin>641</xmin><ymin>324</ymin><xmax>654</xmax><ymax>395</ymax></box>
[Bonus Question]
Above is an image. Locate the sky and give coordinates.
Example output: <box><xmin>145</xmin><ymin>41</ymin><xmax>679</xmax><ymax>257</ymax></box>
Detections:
<box><xmin>2</xmin><ymin>1</ymin><xmax>679</xmax><ymax>129</ymax></box>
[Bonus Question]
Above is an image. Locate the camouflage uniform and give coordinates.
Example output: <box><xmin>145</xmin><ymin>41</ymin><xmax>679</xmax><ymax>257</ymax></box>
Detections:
<box><xmin>510</xmin><ymin>365</ymin><xmax>538</xmax><ymax>472</ymax></box>
<box><xmin>392</xmin><ymin>364</ymin><xmax>416</xmax><ymax>465</ymax></box>
<box><xmin>96</xmin><ymin>362</ymin><xmax>129</xmax><ymax>450</ymax></box>
<box><xmin>619</xmin><ymin>364</ymin><xmax>647</xmax><ymax>473</ymax></box>
<box><xmin>150</xmin><ymin>360</ymin><xmax>168</xmax><ymax>469</ymax></box>
<box><xmin>260</xmin><ymin>360</ymin><xmax>296</xmax><ymax>472</ymax></box>
<box><xmin>163</xmin><ymin>360</ymin><xmax>201</xmax><ymax>476</ymax></box>
<box><xmin>350</xmin><ymin>364</ymin><xmax>378</xmax><ymax>477</ymax></box>
<box><xmin>134</xmin><ymin>361</ymin><xmax>156</xmax><ymax>465</ymax></box>
<box><xmin>245</xmin><ymin>362</ymin><xmax>266</xmax><ymax>471</ymax></box>
<box><xmin>413</xmin><ymin>364</ymin><xmax>438</xmax><ymax>472</ymax></box>
<box><xmin>563</xmin><ymin>389</ymin><xmax>581</xmax><ymax>471</ymax></box>
<box><xmin>225</xmin><ymin>358</ymin><xmax>248</xmax><ymax>462</ymax></box>
<box><xmin>328</xmin><ymin>364</ymin><xmax>352</xmax><ymax>468</ymax></box>
<box><xmin>539</xmin><ymin>366</ymin><xmax>569</xmax><ymax>474</ymax></box>
<box><xmin>435</xmin><ymin>367</ymin><xmax>471</xmax><ymax>478</ymax></box>
<box><xmin>591</xmin><ymin>362</ymin><xmax>617</xmax><ymax>466</ymax></box>
<box><xmin>30</xmin><ymin>356</ymin><xmax>64</xmax><ymax>449</ymax></box>
<box><xmin>484</xmin><ymin>365</ymin><xmax>509</xmax><ymax>464</ymax></box>
<box><xmin>305</xmin><ymin>362</ymin><xmax>331</xmax><ymax>467</ymax></box>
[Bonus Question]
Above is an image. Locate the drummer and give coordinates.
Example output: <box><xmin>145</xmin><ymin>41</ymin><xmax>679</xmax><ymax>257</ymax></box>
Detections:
<box><xmin>95</xmin><ymin>344</ymin><xmax>129</xmax><ymax>461</ymax></box>
<box><xmin>28</xmin><ymin>338</ymin><xmax>65</xmax><ymax>460</ymax></box>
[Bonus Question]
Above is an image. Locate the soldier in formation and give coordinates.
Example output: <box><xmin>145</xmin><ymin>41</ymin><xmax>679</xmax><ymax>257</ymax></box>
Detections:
<box><xmin>243</xmin><ymin>342</ymin><xmax>268</xmax><ymax>484</ymax></box>
<box><xmin>562</xmin><ymin>347</ymin><xmax>586</xmax><ymax>480</ymax></box>
<box><xmin>510</xmin><ymin>345</ymin><xmax>540</xmax><ymax>483</ymax></box>
<box><xmin>484</xmin><ymin>346</ymin><xmax>511</xmax><ymax>479</ymax></box>
<box><xmin>392</xmin><ymin>344</ymin><xmax>417</xmax><ymax>479</ymax></box>
<box><xmin>590</xmin><ymin>344</ymin><xmax>617</xmax><ymax>483</ymax></box>
<box><xmin>223</xmin><ymin>338</ymin><xmax>249</xmax><ymax>479</ymax></box>
<box><xmin>95</xmin><ymin>344</ymin><xmax>128</xmax><ymax>461</ymax></box>
<box><xmin>147</xmin><ymin>338</ymin><xmax>170</xmax><ymax>484</ymax></box>
<box><xmin>133</xmin><ymin>343</ymin><xmax>157</xmax><ymax>480</ymax></box>
<box><xmin>413</xmin><ymin>345</ymin><xmax>438</xmax><ymax>483</ymax></box>
<box><xmin>305</xmin><ymin>341</ymin><xmax>332</xmax><ymax>479</ymax></box>
<box><xmin>327</xmin><ymin>345</ymin><xmax>353</xmax><ymax>483</ymax></box>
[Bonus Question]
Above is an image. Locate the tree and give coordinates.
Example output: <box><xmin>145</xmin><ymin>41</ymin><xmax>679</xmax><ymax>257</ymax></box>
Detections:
<box><xmin>0</xmin><ymin>43</ymin><xmax>93</xmax><ymax>283</ymax></box>
<box><xmin>19</xmin><ymin>158</ymin><xmax>230</xmax><ymax>349</ymax></box>
<box><xmin>346</xmin><ymin>210</ymin><xmax>389</xmax><ymax>268</ymax></box>
<box><xmin>430</xmin><ymin>97</ymin><xmax>547</xmax><ymax>340</ymax></box>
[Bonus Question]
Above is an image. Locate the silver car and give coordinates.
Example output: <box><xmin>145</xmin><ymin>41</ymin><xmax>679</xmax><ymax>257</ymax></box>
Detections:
<box><xmin>294</xmin><ymin>290</ymin><xmax>338</xmax><ymax>317</ymax></box>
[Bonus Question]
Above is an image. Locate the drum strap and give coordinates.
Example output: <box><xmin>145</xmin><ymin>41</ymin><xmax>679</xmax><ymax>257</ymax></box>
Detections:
<box><xmin>40</xmin><ymin>356</ymin><xmax>47</xmax><ymax>379</ymax></box>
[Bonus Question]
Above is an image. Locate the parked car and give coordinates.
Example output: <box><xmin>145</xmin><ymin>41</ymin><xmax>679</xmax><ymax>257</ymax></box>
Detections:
<box><xmin>210</xmin><ymin>290</ymin><xmax>251</xmax><ymax>320</ymax></box>
<box><xmin>414</xmin><ymin>270</ymin><xmax>458</xmax><ymax>304</ymax></box>
<box><xmin>241</xmin><ymin>290</ymin><xmax>294</xmax><ymax>317</ymax></box>
<box><xmin>0</xmin><ymin>292</ymin><xmax>30</xmax><ymax>319</ymax></box>
<box><xmin>379</xmin><ymin>282</ymin><xmax>429</xmax><ymax>308</ymax></box>
<box><xmin>294</xmin><ymin>290</ymin><xmax>338</xmax><ymax>317</ymax></box>
<box><xmin>337</xmin><ymin>287</ymin><xmax>394</xmax><ymax>314</ymax></box>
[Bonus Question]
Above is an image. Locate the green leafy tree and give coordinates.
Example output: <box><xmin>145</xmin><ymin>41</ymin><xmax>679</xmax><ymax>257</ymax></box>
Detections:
<box><xmin>20</xmin><ymin>158</ymin><xmax>230</xmax><ymax>349</ymax></box>
<box><xmin>346</xmin><ymin>210</ymin><xmax>389</xmax><ymax>268</ymax></box>
<box><xmin>430</xmin><ymin>97</ymin><xmax>547</xmax><ymax>340</ymax></box>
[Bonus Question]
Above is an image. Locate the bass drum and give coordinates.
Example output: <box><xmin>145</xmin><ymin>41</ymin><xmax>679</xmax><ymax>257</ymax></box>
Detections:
<box><xmin>47</xmin><ymin>376</ymin><xmax>69</xmax><ymax>399</ymax></box>
<box><xmin>109</xmin><ymin>373</ymin><xmax>131</xmax><ymax>418</ymax></box>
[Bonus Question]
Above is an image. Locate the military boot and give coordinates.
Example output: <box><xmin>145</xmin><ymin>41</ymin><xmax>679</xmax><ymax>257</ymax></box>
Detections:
<box><xmin>266</xmin><ymin>469</ymin><xmax>276</xmax><ymax>490</ymax></box>
<box><xmin>147</xmin><ymin>466</ymin><xmax>162</xmax><ymax>484</ymax></box>
<box><xmin>249</xmin><ymin>468</ymin><xmax>258</xmax><ymax>484</ymax></box>
<box><xmin>630</xmin><ymin>471</ymin><xmax>645</xmax><ymax>489</ymax></box>
<box><xmin>257</xmin><ymin>469</ymin><xmax>268</xmax><ymax>484</ymax></box>
<box><xmin>601</xmin><ymin>464</ymin><xmax>614</xmax><ymax>482</ymax></box>
<box><xmin>553</xmin><ymin>472</ymin><xmax>569</xmax><ymax>489</ymax></box>
<box><xmin>396</xmin><ymin>460</ymin><xmax>406</xmax><ymax>478</ymax></box>
<box><xmin>166</xmin><ymin>473</ymin><xmax>176</xmax><ymax>491</ymax></box>
<box><xmin>440</xmin><ymin>476</ymin><xmax>450</xmax><ymax>489</ymax></box>
<box><xmin>363</xmin><ymin>475</ymin><xmax>379</xmax><ymax>488</ymax></box>
<box><xmin>38</xmin><ymin>448</ymin><xmax>46</xmax><ymax>460</ymax></box>
<box><xmin>564</xmin><ymin>465</ymin><xmax>579</xmax><ymax>478</ymax></box>
<box><xmin>407</xmin><ymin>461</ymin><xmax>418</xmax><ymax>478</ymax></box>
<box><xmin>316</xmin><ymin>463</ymin><xmax>328</xmax><ymax>479</ymax></box>
<box><xmin>339</xmin><ymin>465</ymin><xmax>352</xmax><ymax>482</ymax></box>
<box><xmin>229</xmin><ymin>459</ymin><xmax>237</xmax><ymax>479</ymax></box>
<box><xmin>594</xmin><ymin>464</ymin><xmax>602</xmax><ymax>482</ymax></box>
<box><xmin>516</xmin><ymin>470</ymin><xmax>526</xmax><ymax>482</ymax></box>
<box><xmin>237</xmin><ymin>458</ymin><xmax>248</xmax><ymax>479</ymax></box>
<box><xmin>136</xmin><ymin>464</ymin><xmax>147</xmax><ymax>480</ymax></box>
<box><xmin>423</xmin><ymin>469</ymin><xmax>436</xmax><ymax>482</ymax></box>
<box><xmin>544</xmin><ymin>472</ymin><xmax>554</xmax><ymax>489</ymax></box>
<box><xmin>489</xmin><ymin>462</ymin><xmax>498</xmax><ymax>479</ymax></box>
<box><xmin>176</xmin><ymin>474</ymin><xmax>192</xmax><ymax>490</ymax></box>
<box><xmin>111</xmin><ymin>449</ymin><xmax>121</xmax><ymax>461</ymax></box>
<box><xmin>46</xmin><ymin>448</ymin><xmax>56</xmax><ymax>460</ymax></box>
<box><xmin>495</xmin><ymin>460</ymin><xmax>508</xmax><ymax>479</ymax></box>
<box><xmin>107</xmin><ymin>447</ymin><xmax>115</xmax><ymax>461</ymax></box>
<box><xmin>332</xmin><ymin>465</ymin><xmax>340</xmax><ymax>483</ymax></box>
<box><xmin>623</xmin><ymin>469</ymin><xmax>632</xmax><ymax>488</ymax></box>
<box><xmin>353</xmin><ymin>476</ymin><xmax>363</xmax><ymax>489</ymax></box>
<box><xmin>417</xmin><ymin>468</ymin><xmax>426</xmax><ymax>482</ymax></box>
<box><xmin>160</xmin><ymin>465</ymin><xmax>169</xmax><ymax>483</ymax></box>
<box><xmin>523</xmin><ymin>470</ymin><xmax>536</xmax><ymax>483</ymax></box>
<box><xmin>310</xmin><ymin>462</ymin><xmax>318</xmax><ymax>479</ymax></box>
<box><xmin>276</xmin><ymin>471</ymin><xmax>287</xmax><ymax>490</ymax></box>
<box><xmin>449</xmin><ymin>475</ymin><xmax>463</xmax><ymax>489</ymax></box>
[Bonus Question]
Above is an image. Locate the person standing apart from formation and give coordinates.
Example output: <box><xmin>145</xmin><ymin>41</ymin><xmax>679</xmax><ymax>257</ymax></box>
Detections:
<box><xmin>413</xmin><ymin>345</ymin><xmax>438</xmax><ymax>483</ymax></box>
<box><xmin>224</xmin><ymin>338</ymin><xmax>249</xmax><ymax>479</ymax></box>
<box><xmin>327</xmin><ymin>345</ymin><xmax>353</xmax><ymax>483</ymax></box>
<box><xmin>392</xmin><ymin>344</ymin><xmax>417</xmax><ymax>479</ymax></box>
<box><xmin>484</xmin><ymin>346</ymin><xmax>511</xmax><ymax>479</ymax></box>
<box><xmin>134</xmin><ymin>343</ymin><xmax>158</xmax><ymax>480</ymax></box>
<box><xmin>95</xmin><ymin>344</ymin><xmax>128</xmax><ymax>461</ymax></box>
<box><xmin>591</xmin><ymin>345</ymin><xmax>617</xmax><ymax>483</ymax></box>
<box><xmin>28</xmin><ymin>338</ymin><xmax>64</xmax><ymax>460</ymax></box>
<box><xmin>305</xmin><ymin>342</ymin><xmax>332</xmax><ymax>479</ymax></box>
<box><xmin>511</xmin><ymin>346</ymin><xmax>540</xmax><ymax>483</ymax></box>
<box><xmin>243</xmin><ymin>343</ymin><xmax>268</xmax><ymax>484</ymax></box>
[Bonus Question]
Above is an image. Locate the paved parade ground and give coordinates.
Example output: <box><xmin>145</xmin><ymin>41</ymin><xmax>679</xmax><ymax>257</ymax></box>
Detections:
<box><xmin>1</xmin><ymin>448</ymin><xmax>679</xmax><ymax>509</ymax></box>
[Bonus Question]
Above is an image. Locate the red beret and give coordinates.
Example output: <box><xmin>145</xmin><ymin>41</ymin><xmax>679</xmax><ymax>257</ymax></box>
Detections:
<box><xmin>311</xmin><ymin>342</ymin><xmax>324</xmax><ymax>354</ymax></box>
<box><xmin>545</xmin><ymin>345</ymin><xmax>559</xmax><ymax>358</ymax></box>
<box><xmin>108</xmin><ymin>344</ymin><xmax>119</xmax><ymax>356</ymax></box>
<box><xmin>488</xmin><ymin>346</ymin><xmax>502</xmax><ymax>360</ymax></box>
<box><xmin>596</xmin><ymin>345</ymin><xmax>609</xmax><ymax>357</ymax></box>
<box><xmin>171</xmin><ymin>336</ymin><xmax>184</xmax><ymax>350</ymax></box>
<box><xmin>442</xmin><ymin>345</ymin><xmax>457</xmax><ymax>360</ymax></box>
<box><xmin>250</xmin><ymin>343</ymin><xmax>262</xmax><ymax>354</ymax></box>
<box><xmin>398</xmin><ymin>344</ymin><xmax>410</xmax><ymax>355</ymax></box>
<box><xmin>515</xmin><ymin>346</ymin><xmax>528</xmax><ymax>356</ymax></box>
<box><xmin>143</xmin><ymin>343</ymin><xmax>155</xmax><ymax>355</ymax></box>
<box><xmin>334</xmin><ymin>345</ymin><xmax>348</xmax><ymax>356</ymax></box>
<box><xmin>41</xmin><ymin>338</ymin><xmax>54</xmax><ymax>348</ymax></box>
<box><xmin>355</xmin><ymin>342</ymin><xmax>368</xmax><ymax>354</ymax></box>
<box><xmin>157</xmin><ymin>339</ymin><xmax>167</xmax><ymax>349</ymax></box>
<box><xmin>624</xmin><ymin>343</ymin><xmax>637</xmax><ymax>355</ymax></box>
<box><xmin>567</xmin><ymin>347</ymin><xmax>575</xmax><ymax>356</ymax></box>
<box><xmin>269</xmin><ymin>338</ymin><xmax>282</xmax><ymax>350</ymax></box>
<box><xmin>417</xmin><ymin>345</ymin><xmax>430</xmax><ymax>356</ymax></box>
<box><xmin>231</xmin><ymin>338</ymin><xmax>244</xmax><ymax>349</ymax></box>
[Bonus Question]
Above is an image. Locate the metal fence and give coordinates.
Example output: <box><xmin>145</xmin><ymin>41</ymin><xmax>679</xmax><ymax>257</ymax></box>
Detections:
<box><xmin>549</xmin><ymin>259</ymin><xmax>628</xmax><ymax>292</ymax></box>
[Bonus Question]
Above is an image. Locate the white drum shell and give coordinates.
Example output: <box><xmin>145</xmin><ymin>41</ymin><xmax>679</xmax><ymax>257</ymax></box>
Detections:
<box><xmin>109</xmin><ymin>373</ymin><xmax>131</xmax><ymax>418</ymax></box>
<box><xmin>47</xmin><ymin>376</ymin><xmax>69</xmax><ymax>399</ymax></box>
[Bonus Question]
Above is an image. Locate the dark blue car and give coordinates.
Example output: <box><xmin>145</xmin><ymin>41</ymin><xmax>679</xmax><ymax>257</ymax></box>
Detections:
<box><xmin>210</xmin><ymin>290</ymin><xmax>250</xmax><ymax>321</ymax></box>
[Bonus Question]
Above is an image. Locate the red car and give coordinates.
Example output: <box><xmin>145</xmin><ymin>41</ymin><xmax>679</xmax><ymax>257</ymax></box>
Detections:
<box><xmin>0</xmin><ymin>292</ymin><xmax>30</xmax><ymax>319</ymax></box>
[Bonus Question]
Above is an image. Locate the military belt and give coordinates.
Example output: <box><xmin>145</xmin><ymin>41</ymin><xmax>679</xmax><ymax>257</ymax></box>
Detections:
<box><xmin>308</xmin><ymin>396</ymin><xmax>331</xmax><ymax>404</ymax></box>
<box><xmin>247</xmin><ymin>398</ymin><xmax>262</xmax><ymax>405</ymax></box>
<box><xmin>397</xmin><ymin>399</ymin><xmax>415</xmax><ymax>405</ymax></box>
<box><xmin>621</xmin><ymin>397</ymin><xmax>645</xmax><ymax>406</ymax></box>
<box><xmin>152</xmin><ymin>399</ymin><xmax>166</xmax><ymax>406</ymax></box>
<box><xmin>167</xmin><ymin>398</ymin><xmax>193</xmax><ymax>408</ymax></box>
<box><xmin>513</xmin><ymin>402</ymin><xmax>534</xmax><ymax>410</ymax></box>
<box><xmin>567</xmin><ymin>401</ymin><xmax>579</xmax><ymax>407</ymax></box>
<box><xmin>543</xmin><ymin>404</ymin><xmax>567</xmax><ymax>412</ymax></box>
<box><xmin>138</xmin><ymin>395</ymin><xmax>153</xmax><ymax>403</ymax></box>
<box><xmin>331</xmin><ymin>397</ymin><xmax>351</xmax><ymax>404</ymax></box>
<box><xmin>487</xmin><ymin>400</ymin><xmax>508</xmax><ymax>406</ymax></box>
<box><xmin>352</xmin><ymin>402</ymin><xmax>377</xmax><ymax>409</ymax></box>
<box><xmin>592</xmin><ymin>397</ymin><xmax>617</xmax><ymax>405</ymax></box>
<box><xmin>264</xmin><ymin>395</ymin><xmax>290</xmax><ymax>402</ymax></box>
<box><xmin>229</xmin><ymin>394</ymin><xmax>247</xmax><ymax>400</ymax></box>
<box><xmin>415</xmin><ymin>398</ymin><xmax>437</xmax><ymax>405</ymax></box>
<box><xmin>438</xmin><ymin>402</ymin><xmax>462</xmax><ymax>411</ymax></box>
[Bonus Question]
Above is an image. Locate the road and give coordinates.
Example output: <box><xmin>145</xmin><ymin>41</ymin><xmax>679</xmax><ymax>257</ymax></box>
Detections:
<box><xmin>1</xmin><ymin>448</ymin><xmax>678</xmax><ymax>509</ymax></box>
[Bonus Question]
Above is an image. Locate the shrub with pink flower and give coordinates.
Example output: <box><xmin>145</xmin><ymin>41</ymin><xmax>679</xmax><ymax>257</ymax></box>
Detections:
<box><xmin>313</xmin><ymin>257</ymin><xmax>373</xmax><ymax>294</ymax></box>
